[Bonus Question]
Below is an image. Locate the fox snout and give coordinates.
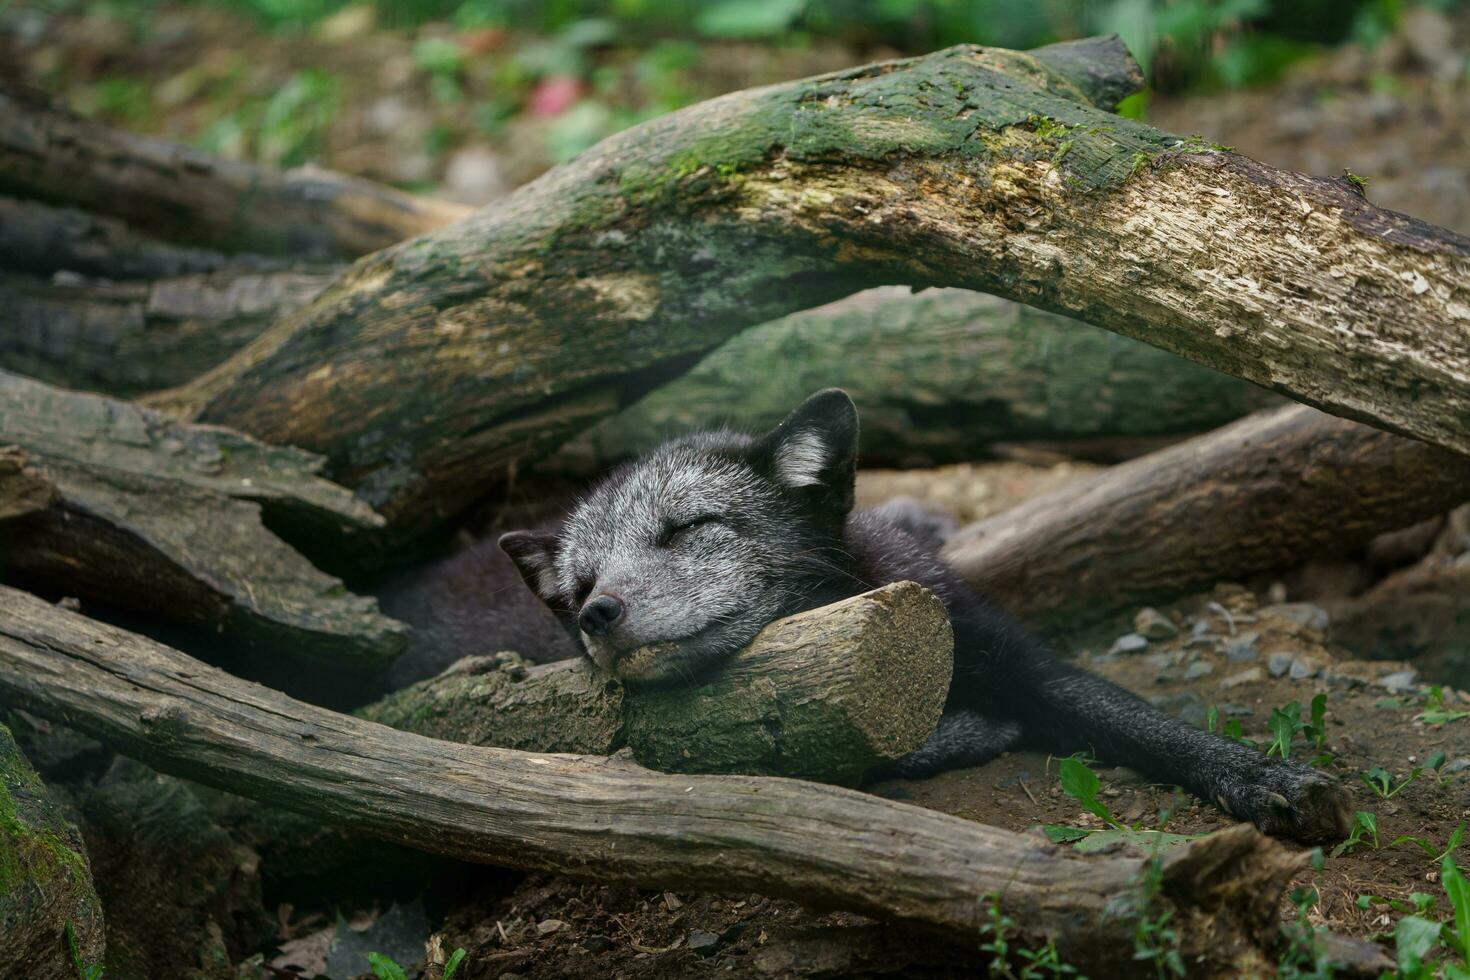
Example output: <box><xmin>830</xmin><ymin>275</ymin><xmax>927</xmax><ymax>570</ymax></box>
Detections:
<box><xmin>578</xmin><ymin>594</ymin><xmax>625</xmax><ymax>636</ymax></box>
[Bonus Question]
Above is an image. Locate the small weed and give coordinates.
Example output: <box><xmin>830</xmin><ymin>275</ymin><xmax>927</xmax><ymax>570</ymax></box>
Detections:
<box><xmin>1392</xmin><ymin>822</ymin><xmax>1465</xmax><ymax>867</ymax></box>
<box><xmin>368</xmin><ymin>952</ymin><xmax>409</xmax><ymax>980</ymax></box>
<box><xmin>1044</xmin><ymin>757</ymin><xmax>1200</xmax><ymax>853</ymax></box>
<box><xmin>1132</xmin><ymin>855</ymin><xmax>1185</xmax><ymax>979</ymax></box>
<box><xmin>1277</xmin><ymin>859</ymin><xmax>1335</xmax><ymax>980</ymax></box>
<box><xmin>1266</xmin><ymin>694</ymin><xmax>1329</xmax><ymax>761</ymax></box>
<box><xmin>1381</xmin><ymin>853</ymin><xmax>1470</xmax><ymax>978</ymax></box>
<box><xmin>1362</xmin><ymin>765</ymin><xmax>1422</xmax><ymax>799</ymax></box>
<box><xmin>1331</xmin><ymin>811</ymin><xmax>1380</xmax><ymax>857</ymax></box>
<box><xmin>1419</xmin><ymin>687</ymin><xmax>1470</xmax><ymax>726</ymax></box>
<box><xmin>66</xmin><ymin>923</ymin><xmax>102</xmax><ymax>980</ymax></box>
<box><xmin>978</xmin><ymin>892</ymin><xmax>1085</xmax><ymax>979</ymax></box>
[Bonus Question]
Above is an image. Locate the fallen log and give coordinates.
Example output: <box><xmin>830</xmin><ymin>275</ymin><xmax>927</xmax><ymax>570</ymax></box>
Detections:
<box><xmin>363</xmin><ymin>582</ymin><xmax>953</xmax><ymax>786</ymax></box>
<box><xmin>943</xmin><ymin>404</ymin><xmax>1470</xmax><ymax>633</ymax></box>
<box><xmin>0</xmin><ymin>195</ymin><xmax>272</xmax><ymax>280</ymax></box>
<box><xmin>0</xmin><ymin>584</ymin><xmax>1367</xmax><ymax>974</ymax></box>
<box><xmin>0</xmin><ymin>720</ymin><xmax>106</xmax><ymax>977</ymax></box>
<box><xmin>545</xmin><ymin>287</ymin><xmax>1280</xmax><ymax>475</ymax></box>
<box><xmin>153</xmin><ymin>36</ymin><xmax>1469</xmax><ymax>537</ymax></box>
<box><xmin>0</xmin><ymin>268</ymin><xmax>335</xmax><ymax>397</ymax></box>
<box><xmin>0</xmin><ymin>86</ymin><xmax>470</xmax><ymax>259</ymax></box>
<box><xmin>0</xmin><ymin>371</ymin><xmax>405</xmax><ymax>668</ymax></box>
<box><xmin>0</xmin><ymin>446</ymin><xmax>56</xmax><ymax>522</ymax></box>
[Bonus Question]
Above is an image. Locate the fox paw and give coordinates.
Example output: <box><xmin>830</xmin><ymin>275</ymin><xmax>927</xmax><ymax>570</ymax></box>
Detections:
<box><xmin>1220</xmin><ymin>762</ymin><xmax>1353</xmax><ymax>844</ymax></box>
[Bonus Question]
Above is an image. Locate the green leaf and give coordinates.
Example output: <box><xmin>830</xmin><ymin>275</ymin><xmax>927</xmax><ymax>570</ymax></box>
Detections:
<box><xmin>1059</xmin><ymin>757</ymin><xmax>1101</xmax><ymax>803</ymax></box>
<box><xmin>368</xmin><ymin>952</ymin><xmax>409</xmax><ymax>980</ymax></box>
<box><xmin>695</xmin><ymin>0</ymin><xmax>805</xmax><ymax>37</ymax></box>
<box><xmin>1393</xmin><ymin>915</ymin><xmax>1443</xmax><ymax>975</ymax></box>
<box><xmin>1444</xmin><ymin>855</ymin><xmax>1470</xmax><ymax>960</ymax></box>
<box><xmin>1428</xmin><ymin>750</ymin><xmax>1448</xmax><ymax>771</ymax></box>
<box><xmin>1070</xmin><ymin>828</ymin><xmax>1201</xmax><ymax>854</ymax></box>
<box><xmin>443</xmin><ymin>947</ymin><xmax>468</xmax><ymax>980</ymax></box>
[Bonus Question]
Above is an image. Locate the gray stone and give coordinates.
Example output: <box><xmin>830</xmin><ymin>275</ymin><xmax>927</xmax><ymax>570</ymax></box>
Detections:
<box><xmin>1267</xmin><ymin>653</ymin><xmax>1294</xmax><ymax>678</ymax></box>
<box><xmin>1110</xmin><ymin>633</ymin><xmax>1149</xmax><ymax>655</ymax></box>
<box><xmin>1221</xmin><ymin>667</ymin><xmax>1263</xmax><ymax>689</ymax></box>
<box><xmin>688</xmin><ymin>930</ymin><xmax>721</xmax><ymax>955</ymax></box>
<box><xmin>1224</xmin><ymin>632</ymin><xmax>1260</xmax><ymax>662</ymax></box>
<box><xmin>1289</xmin><ymin>657</ymin><xmax>1321</xmax><ymax>681</ymax></box>
<box><xmin>1184</xmin><ymin>661</ymin><xmax>1215</xmax><ymax>680</ymax></box>
<box><xmin>1134</xmin><ymin>608</ymin><xmax>1179</xmax><ymax>640</ymax></box>
<box><xmin>1260</xmin><ymin>602</ymin><xmax>1330</xmax><ymax>633</ymax></box>
<box><xmin>1380</xmin><ymin>670</ymin><xmax>1419</xmax><ymax>693</ymax></box>
<box><xmin>1444</xmin><ymin>758</ymin><xmax>1470</xmax><ymax>774</ymax></box>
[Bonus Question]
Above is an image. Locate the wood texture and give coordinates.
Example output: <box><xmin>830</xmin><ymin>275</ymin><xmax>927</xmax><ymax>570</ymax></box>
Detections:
<box><xmin>0</xmin><ymin>447</ymin><xmax>55</xmax><ymax>522</ymax></box>
<box><xmin>0</xmin><ymin>269</ymin><xmax>335</xmax><ymax>397</ymax></box>
<box><xmin>0</xmin><ymin>720</ymin><xmax>105</xmax><ymax>976</ymax></box>
<box><xmin>152</xmin><ymin>37</ymin><xmax>1469</xmax><ymax>538</ymax></box>
<box><xmin>0</xmin><ymin>371</ymin><xmax>404</xmax><ymax>667</ymax></box>
<box><xmin>363</xmin><ymin>582</ymin><xmax>953</xmax><ymax>786</ymax></box>
<box><xmin>944</xmin><ymin>404</ymin><xmax>1470</xmax><ymax>632</ymax></box>
<box><xmin>0</xmin><ymin>584</ymin><xmax>1345</xmax><ymax>974</ymax></box>
<box><xmin>0</xmin><ymin>87</ymin><xmax>470</xmax><ymax>260</ymax></box>
<box><xmin>546</xmin><ymin>287</ymin><xmax>1280</xmax><ymax>474</ymax></box>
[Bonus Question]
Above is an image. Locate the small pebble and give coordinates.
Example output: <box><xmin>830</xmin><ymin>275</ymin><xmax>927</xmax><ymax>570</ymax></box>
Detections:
<box><xmin>688</xmin><ymin>930</ymin><xmax>721</xmax><ymax>955</ymax></box>
<box><xmin>1260</xmin><ymin>602</ymin><xmax>1330</xmax><ymax>633</ymax></box>
<box><xmin>1134</xmin><ymin>608</ymin><xmax>1179</xmax><ymax>640</ymax></box>
<box><xmin>1444</xmin><ymin>758</ymin><xmax>1470</xmax><ymax>774</ymax></box>
<box><xmin>537</xmin><ymin>919</ymin><xmax>567</xmax><ymax>935</ymax></box>
<box><xmin>1380</xmin><ymin>670</ymin><xmax>1418</xmax><ymax>693</ymax></box>
<box><xmin>1224</xmin><ymin>632</ymin><xmax>1260</xmax><ymax>662</ymax></box>
<box><xmin>1185</xmin><ymin>661</ymin><xmax>1215</xmax><ymax>680</ymax></box>
<box><xmin>1267</xmin><ymin>653</ymin><xmax>1294</xmax><ymax>678</ymax></box>
<box><xmin>1289</xmin><ymin>656</ymin><xmax>1320</xmax><ymax>681</ymax></box>
<box><xmin>1222</xmin><ymin>667</ymin><xmax>1263</xmax><ymax>689</ymax></box>
<box><xmin>1110</xmin><ymin>633</ymin><xmax>1149</xmax><ymax>655</ymax></box>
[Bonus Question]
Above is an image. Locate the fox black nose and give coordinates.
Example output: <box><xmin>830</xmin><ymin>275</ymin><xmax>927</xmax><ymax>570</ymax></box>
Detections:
<box><xmin>579</xmin><ymin>594</ymin><xmax>625</xmax><ymax>636</ymax></box>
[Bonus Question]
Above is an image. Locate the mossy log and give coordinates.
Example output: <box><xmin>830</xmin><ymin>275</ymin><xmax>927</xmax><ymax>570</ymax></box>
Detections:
<box><xmin>363</xmin><ymin>581</ymin><xmax>953</xmax><ymax>786</ymax></box>
<box><xmin>0</xmin><ymin>584</ymin><xmax>1385</xmax><ymax>975</ymax></box>
<box><xmin>545</xmin><ymin>287</ymin><xmax>1281</xmax><ymax>475</ymax></box>
<box><xmin>0</xmin><ymin>371</ymin><xmax>405</xmax><ymax>668</ymax></box>
<box><xmin>153</xmin><ymin>36</ymin><xmax>1470</xmax><ymax>538</ymax></box>
<box><xmin>943</xmin><ymin>404</ymin><xmax>1470</xmax><ymax>633</ymax></box>
<box><xmin>0</xmin><ymin>195</ymin><xmax>275</xmax><ymax>281</ymax></box>
<box><xmin>0</xmin><ymin>86</ymin><xmax>470</xmax><ymax>260</ymax></box>
<box><xmin>0</xmin><ymin>720</ymin><xmax>105</xmax><ymax>977</ymax></box>
<box><xmin>0</xmin><ymin>268</ymin><xmax>335</xmax><ymax>398</ymax></box>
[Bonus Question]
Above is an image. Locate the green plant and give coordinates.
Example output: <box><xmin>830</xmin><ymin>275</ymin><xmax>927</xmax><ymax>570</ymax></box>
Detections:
<box><xmin>1266</xmin><ymin>695</ymin><xmax>1329</xmax><ymax>762</ymax></box>
<box><xmin>65</xmin><ymin>922</ymin><xmax>102</xmax><ymax>980</ymax></box>
<box><xmin>1381</xmin><ymin>854</ymin><xmax>1470</xmax><ymax>979</ymax></box>
<box><xmin>1362</xmin><ymin>765</ymin><xmax>1421</xmax><ymax>799</ymax></box>
<box><xmin>444</xmin><ymin>947</ymin><xmax>468</xmax><ymax>979</ymax></box>
<box><xmin>1277</xmin><ymin>858</ymin><xmax>1335</xmax><ymax>980</ymax></box>
<box><xmin>1392</xmin><ymin>821</ymin><xmax>1465</xmax><ymax>865</ymax></box>
<box><xmin>1044</xmin><ymin>757</ymin><xmax>1200</xmax><ymax>853</ymax></box>
<box><xmin>368</xmin><ymin>952</ymin><xmax>409</xmax><ymax>980</ymax></box>
<box><xmin>1419</xmin><ymin>687</ymin><xmax>1470</xmax><ymax>726</ymax></box>
<box><xmin>1331</xmin><ymin>811</ymin><xmax>1380</xmax><ymax>857</ymax></box>
<box><xmin>978</xmin><ymin>892</ymin><xmax>1085</xmax><ymax>978</ymax></box>
<box><xmin>1131</xmin><ymin>855</ymin><xmax>1185</xmax><ymax>979</ymax></box>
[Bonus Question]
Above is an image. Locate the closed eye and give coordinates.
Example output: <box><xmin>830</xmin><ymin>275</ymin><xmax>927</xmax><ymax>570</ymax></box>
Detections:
<box><xmin>657</xmin><ymin>514</ymin><xmax>721</xmax><ymax>547</ymax></box>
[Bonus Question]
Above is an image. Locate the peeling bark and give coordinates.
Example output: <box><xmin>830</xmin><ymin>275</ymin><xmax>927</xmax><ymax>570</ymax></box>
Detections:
<box><xmin>943</xmin><ymin>405</ymin><xmax>1470</xmax><ymax>633</ymax></box>
<box><xmin>148</xmin><ymin>36</ymin><xmax>1469</xmax><ymax>538</ymax></box>
<box><xmin>0</xmin><ymin>584</ymin><xmax>1368</xmax><ymax>975</ymax></box>
<box><xmin>0</xmin><ymin>269</ymin><xmax>335</xmax><ymax>397</ymax></box>
<box><xmin>0</xmin><ymin>447</ymin><xmax>55</xmax><ymax>523</ymax></box>
<box><xmin>0</xmin><ymin>371</ymin><xmax>404</xmax><ymax>668</ymax></box>
<box><xmin>545</xmin><ymin>287</ymin><xmax>1280</xmax><ymax>475</ymax></box>
<box><xmin>0</xmin><ymin>87</ymin><xmax>470</xmax><ymax>260</ymax></box>
<box><xmin>363</xmin><ymin>582</ymin><xmax>953</xmax><ymax>786</ymax></box>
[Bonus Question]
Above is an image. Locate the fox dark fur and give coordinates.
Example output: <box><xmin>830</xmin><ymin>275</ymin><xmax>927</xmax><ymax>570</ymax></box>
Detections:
<box><xmin>496</xmin><ymin>389</ymin><xmax>1352</xmax><ymax>844</ymax></box>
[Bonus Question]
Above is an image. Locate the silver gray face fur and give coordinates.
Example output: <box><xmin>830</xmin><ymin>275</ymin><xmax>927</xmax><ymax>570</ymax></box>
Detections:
<box><xmin>500</xmin><ymin>392</ymin><xmax>858</xmax><ymax>683</ymax></box>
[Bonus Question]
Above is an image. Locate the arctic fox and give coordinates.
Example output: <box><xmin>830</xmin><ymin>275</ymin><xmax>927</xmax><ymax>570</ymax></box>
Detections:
<box><xmin>500</xmin><ymin>390</ymin><xmax>1351</xmax><ymax>844</ymax></box>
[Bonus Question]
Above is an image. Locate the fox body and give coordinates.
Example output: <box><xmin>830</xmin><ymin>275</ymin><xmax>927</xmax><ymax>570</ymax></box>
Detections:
<box><xmin>499</xmin><ymin>390</ymin><xmax>1352</xmax><ymax>844</ymax></box>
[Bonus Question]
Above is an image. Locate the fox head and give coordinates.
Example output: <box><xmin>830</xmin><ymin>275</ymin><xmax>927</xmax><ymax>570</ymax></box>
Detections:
<box><xmin>500</xmin><ymin>389</ymin><xmax>859</xmax><ymax>683</ymax></box>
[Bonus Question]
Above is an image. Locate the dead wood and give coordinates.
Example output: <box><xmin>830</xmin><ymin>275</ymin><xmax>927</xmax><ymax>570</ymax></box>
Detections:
<box><xmin>138</xmin><ymin>36</ymin><xmax>1469</xmax><ymax>539</ymax></box>
<box><xmin>0</xmin><ymin>268</ymin><xmax>335</xmax><ymax>397</ymax></box>
<box><xmin>0</xmin><ymin>583</ymin><xmax>1379</xmax><ymax>975</ymax></box>
<box><xmin>362</xmin><ymin>582</ymin><xmax>953</xmax><ymax>786</ymax></box>
<box><xmin>0</xmin><ymin>86</ymin><xmax>470</xmax><ymax>260</ymax></box>
<box><xmin>544</xmin><ymin>287</ymin><xmax>1281</xmax><ymax>475</ymax></box>
<box><xmin>943</xmin><ymin>405</ymin><xmax>1470</xmax><ymax>633</ymax></box>
<box><xmin>0</xmin><ymin>371</ymin><xmax>404</xmax><ymax>667</ymax></box>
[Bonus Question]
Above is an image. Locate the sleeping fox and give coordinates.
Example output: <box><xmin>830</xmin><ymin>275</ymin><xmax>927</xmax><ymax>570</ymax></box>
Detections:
<box><xmin>494</xmin><ymin>389</ymin><xmax>1350</xmax><ymax>843</ymax></box>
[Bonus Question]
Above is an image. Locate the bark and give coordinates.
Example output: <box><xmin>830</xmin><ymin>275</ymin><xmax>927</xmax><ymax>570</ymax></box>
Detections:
<box><xmin>362</xmin><ymin>582</ymin><xmax>953</xmax><ymax>786</ymax></box>
<box><xmin>0</xmin><ymin>195</ymin><xmax>277</xmax><ymax>280</ymax></box>
<box><xmin>942</xmin><ymin>404</ymin><xmax>1470</xmax><ymax>633</ymax></box>
<box><xmin>545</xmin><ymin>287</ymin><xmax>1280</xmax><ymax>475</ymax></box>
<box><xmin>149</xmin><ymin>36</ymin><xmax>1469</xmax><ymax>538</ymax></box>
<box><xmin>0</xmin><ymin>584</ymin><xmax>1371</xmax><ymax>975</ymax></box>
<box><xmin>0</xmin><ymin>447</ymin><xmax>56</xmax><ymax>522</ymax></box>
<box><xmin>0</xmin><ymin>268</ymin><xmax>335</xmax><ymax>398</ymax></box>
<box><xmin>0</xmin><ymin>720</ymin><xmax>106</xmax><ymax>977</ymax></box>
<box><xmin>0</xmin><ymin>87</ymin><xmax>470</xmax><ymax>260</ymax></box>
<box><xmin>0</xmin><ymin>371</ymin><xmax>405</xmax><ymax>668</ymax></box>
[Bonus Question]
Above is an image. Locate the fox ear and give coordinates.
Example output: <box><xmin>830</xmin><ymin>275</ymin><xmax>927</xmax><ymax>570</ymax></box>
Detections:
<box><xmin>498</xmin><ymin>530</ymin><xmax>562</xmax><ymax>605</ymax></box>
<box><xmin>752</xmin><ymin>388</ymin><xmax>859</xmax><ymax>515</ymax></box>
